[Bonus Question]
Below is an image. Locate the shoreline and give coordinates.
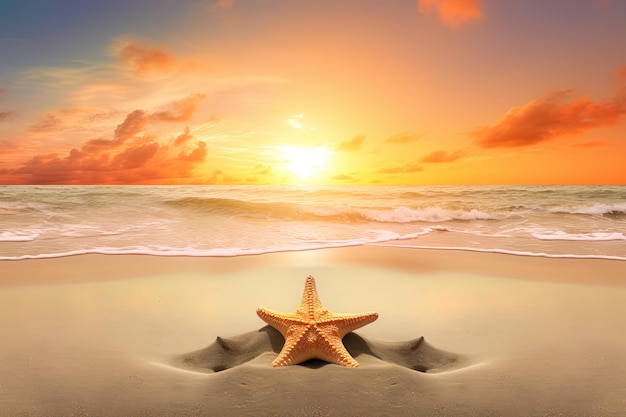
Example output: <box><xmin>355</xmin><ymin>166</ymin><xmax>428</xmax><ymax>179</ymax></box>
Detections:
<box><xmin>2</xmin><ymin>244</ymin><xmax>625</xmax><ymax>287</ymax></box>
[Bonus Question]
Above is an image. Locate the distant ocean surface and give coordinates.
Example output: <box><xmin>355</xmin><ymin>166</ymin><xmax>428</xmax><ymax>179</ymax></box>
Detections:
<box><xmin>1</xmin><ymin>185</ymin><xmax>625</xmax><ymax>261</ymax></box>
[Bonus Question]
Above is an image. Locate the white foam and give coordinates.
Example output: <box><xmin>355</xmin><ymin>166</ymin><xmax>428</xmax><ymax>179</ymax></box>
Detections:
<box><xmin>547</xmin><ymin>203</ymin><xmax>626</xmax><ymax>216</ymax></box>
<box><xmin>0</xmin><ymin>229</ymin><xmax>403</xmax><ymax>261</ymax></box>
<box><xmin>0</xmin><ymin>231</ymin><xmax>39</xmax><ymax>242</ymax></box>
<box><xmin>357</xmin><ymin>206</ymin><xmax>496</xmax><ymax>223</ymax></box>
<box><xmin>371</xmin><ymin>244</ymin><xmax>626</xmax><ymax>261</ymax></box>
<box><xmin>532</xmin><ymin>230</ymin><xmax>626</xmax><ymax>241</ymax></box>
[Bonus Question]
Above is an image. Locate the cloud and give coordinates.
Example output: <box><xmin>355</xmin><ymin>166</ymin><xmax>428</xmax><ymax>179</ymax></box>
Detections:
<box><xmin>3</xmin><ymin>107</ymin><xmax>209</xmax><ymax>184</ymax></box>
<box><xmin>151</xmin><ymin>93</ymin><xmax>206</xmax><ymax>122</ymax></box>
<box><xmin>385</xmin><ymin>132</ymin><xmax>421</xmax><ymax>144</ymax></box>
<box><xmin>417</xmin><ymin>0</ymin><xmax>483</xmax><ymax>28</ymax></box>
<box><xmin>81</xmin><ymin>95</ymin><xmax>205</xmax><ymax>152</ymax></box>
<box><xmin>0</xmin><ymin>88</ymin><xmax>17</xmax><ymax>121</ymax></box>
<box><xmin>574</xmin><ymin>140</ymin><xmax>606</xmax><ymax>148</ymax></box>
<box><xmin>206</xmin><ymin>0</ymin><xmax>234</xmax><ymax>11</ymax></box>
<box><xmin>112</xmin><ymin>142</ymin><xmax>160</xmax><ymax>169</ymax></box>
<box><xmin>332</xmin><ymin>174</ymin><xmax>353</xmax><ymax>181</ymax></box>
<box><xmin>619</xmin><ymin>66</ymin><xmax>626</xmax><ymax>82</ymax></box>
<box><xmin>118</xmin><ymin>41</ymin><xmax>176</xmax><ymax>76</ymax></box>
<box><xmin>0</xmin><ymin>111</ymin><xmax>16</xmax><ymax>121</ymax></box>
<box><xmin>337</xmin><ymin>135</ymin><xmax>365</xmax><ymax>151</ymax></box>
<box><xmin>83</xmin><ymin>109</ymin><xmax>148</xmax><ymax>151</ymax></box>
<box><xmin>420</xmin><ymin>149</ymin><xmax>465</xmax><ymax>163</ymax></box>
<box><xmin>29</xmin><ymin>113</ymin><xmax>63</xmax><ymax>133</ymax></box>
<box><xmin>474</xmin><ymin>89</ymin><xmax>626</xmax><ymax>148</ymax></box>
<box><xmin>378</xmin><ymin>162</ymin><xmax>424</xmax><ymax>174</ymax></box>
<box><xmin>253</xmin><ymin>163</ymin><xmax>271</xmax><ymax>175</ymax></box>
<box><xmin>174</xmin><ymin>127</ymin><xmax>194</xmax><ymax>146</ymax></box>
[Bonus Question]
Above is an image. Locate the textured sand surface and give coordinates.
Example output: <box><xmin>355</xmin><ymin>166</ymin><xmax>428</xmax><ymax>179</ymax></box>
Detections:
<box><xmin>1</xmin><ymin>247</ymin><xmax>625</xmax><ymax>416</ymax></box>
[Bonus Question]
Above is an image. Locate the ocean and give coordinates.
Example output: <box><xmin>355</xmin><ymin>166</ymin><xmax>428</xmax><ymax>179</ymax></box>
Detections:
<box><xmin>1</xmin><ymin>185</ymin><xmax>625</xmax><ymax>261</ymax></box>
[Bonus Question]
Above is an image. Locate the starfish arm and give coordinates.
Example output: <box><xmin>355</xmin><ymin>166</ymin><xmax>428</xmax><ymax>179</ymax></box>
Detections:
<box><xmin>271</xmin><ymin>326</ymin><xmax>312</xmax><ymax>366</ymax></box>
<box><xmin>325</xmin><ymin>312</ymin><xmax>379</xmax><ymax>338</ymax></box>
<box><xmin>256</xmin><ymin>308</ymin><xmax>305</xmax><ymax>335</ymax></box>
<box><xmin>315</xmin><ymin>329</ymin><xmax>360</xmax><ymax>367</ymax></box>
<box><xmin>298</xmin><ymin>275</ymin><xmax>325</xmax><ymax>317</ymax></box>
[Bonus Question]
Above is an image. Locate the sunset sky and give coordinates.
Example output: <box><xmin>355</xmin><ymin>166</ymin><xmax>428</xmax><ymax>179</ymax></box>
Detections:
<box><xmin>1</xmin><ymin>0</ymin><xmax>625</xmax><ymax>185</ymax></box>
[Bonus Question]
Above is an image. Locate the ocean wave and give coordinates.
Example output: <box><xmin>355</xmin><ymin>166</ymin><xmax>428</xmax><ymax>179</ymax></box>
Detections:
<box><xmin>0</xmin><ymin>201</ymin><xmax>50</xmax><ymax>215</ymax></box>
<box><xmin>546</xmin><ymin>203</ymin><xmax>626</xmax><ymax>217</ymax></box>
<box><xmin>354</xmin><ymin>206</ymin><xmax>496</xmax><ymax>223</ymax></box>
<box><xmin>532</xmin><ymin>230</ymin><xmax>626</xmax><ymax>241</ymax></box>
<box><xmin>165</xmin><ymin>197</ymin><xmax>498</xmax><ymax>223</ymax></box>
<box><xmin>0</xmin><ymin>231</ymin><xmax>40</xmax><ymax>242</ymax></box>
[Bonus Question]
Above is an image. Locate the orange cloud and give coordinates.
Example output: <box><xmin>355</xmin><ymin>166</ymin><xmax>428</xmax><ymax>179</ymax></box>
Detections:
<box><xmin>6</xmin><ymin>133</ymin><xmax>207</xmax><ymax>184</ymax></box>
<box><xmin>0</xmin><ymin>111</ymin><xmax>16</xmax><ymax>121</ymax></box>
<box><xmin>337</xmin><ymin>134</ymin><xmax>365</xmax><ymax>151</ymax></box>
<box><xmin>215</xmin><ymin>0</ymin><xmax>234</xmax><ymax>8</ymax></box>
<box><xmin>619</xmin><ymin>66</ymin><xmax>626</xmax><ymax>82</ymax></box>
<box><xmin>253</xmin><ymin>164</ymin><xmax>271</xmax><ymax>175</ymax></box>
<box><xmin>420</xmin><ymin>149</ymin><xmax>465</xmax><ymax>163</ymax></box>
<box><xmin>417</xmin><ymin>0</ymin><xmax>483</xmax><ymax>28</ymax></box>
<box><xmin>151</xmin><ymin>93</ymin><xmax>206</xmax><ymax>122</ymax></box>
<box><xmin>1</xmin><ymin>97</ymin><xmax>209</xmax><ymax>184</ymax></box>
<box><xmin>474</xmin><ymin>89</ymin><xmax>626</xmax><ymax>148</ymax></box>
<box><xmin>378</xmin><ymin>161</ymin><xmax>424</xmax><ymax>174</ymax></box>
<box><xmin>574</xmin><ymin>140</ymin><xmax>606</xmax><ymax>148</ymax></box>
<box><xmin>29</xmin><ymin>113</ymin><xmax>63</xmax><ymax>133</ymax></box>
<box><xmin>0</xmin><ymin>88</ymin><xmax>16</xmax><ymax>121</ymax></box>
<box><xmin>81</xmin><ymin>94</ymin><xmax>205</xmax><ymax>152</ymax></box>
<box><xmin>118</xmin><ymin>41</ymin><xmax>176</xmax><ymax>76</ymax></box>
<box><xmin>384</xmin><ymin>132</ymin><xmax>421</xmax><ymax>144</ymax></box>
<box><xmin>332</xmin><ymin>174</ymin><xmax>353</xmax><ymax>181</ymax></box>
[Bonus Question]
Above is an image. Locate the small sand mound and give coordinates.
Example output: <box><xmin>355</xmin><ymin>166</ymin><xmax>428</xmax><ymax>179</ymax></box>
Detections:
<box><xmin>175</xmin><ymin>325</ymin><xmax>467</xmax><ymax>373</ymax></box>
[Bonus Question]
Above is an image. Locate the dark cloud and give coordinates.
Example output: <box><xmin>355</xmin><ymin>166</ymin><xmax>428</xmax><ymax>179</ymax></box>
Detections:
<box><xmin>420</xmin><ymin>149</ymin><xmax>465</xmax><ymax>163</ymax></box>
<box><xmin>474</xmin><ymin>89</ymin><xmax>626</xmax><ymax>148</ymax></box>
<box><xmin>337</xmin><ymin>135</ymin><xmax>365</xmax><ymax>151</ymax></box>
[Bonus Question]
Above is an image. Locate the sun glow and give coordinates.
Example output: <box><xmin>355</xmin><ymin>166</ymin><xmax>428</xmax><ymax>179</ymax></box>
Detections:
<box><xmin>279</xmin><ymin>145</ymin><xmax>329</xmax><ymax>179</ymax></box>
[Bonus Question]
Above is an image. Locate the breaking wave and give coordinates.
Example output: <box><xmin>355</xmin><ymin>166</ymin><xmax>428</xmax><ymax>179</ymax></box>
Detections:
<box><xmin>165</xmin><ymin>197</ymin><xmax>497</xmax><ymax>223</ymax></box>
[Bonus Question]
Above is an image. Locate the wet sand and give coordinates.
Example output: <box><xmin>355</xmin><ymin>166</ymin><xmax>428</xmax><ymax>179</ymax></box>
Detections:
<box><xmin>1</xmin><ymin>246</ymin><xmax>625</xmax><ymax>416</ymax></box>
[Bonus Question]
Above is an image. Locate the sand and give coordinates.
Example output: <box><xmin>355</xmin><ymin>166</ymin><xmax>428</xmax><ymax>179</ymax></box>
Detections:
<box><xmin>1</xmin><ymin>246</ymin><xmax>626</xmax><ymax>416</ymax></box>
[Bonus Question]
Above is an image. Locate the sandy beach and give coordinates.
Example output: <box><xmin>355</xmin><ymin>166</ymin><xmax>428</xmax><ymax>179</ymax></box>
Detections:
<box><xmin>1</xmin><ymin>246</ymin><xmax>626</xmax><ymax>416</ymax></box>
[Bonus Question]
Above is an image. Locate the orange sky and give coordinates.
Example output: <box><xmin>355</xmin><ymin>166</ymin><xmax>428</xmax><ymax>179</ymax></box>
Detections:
<box><xmin>1</xmin><ymin>0</ymin><xmax>625</xmax><ymax>185</ymax></box>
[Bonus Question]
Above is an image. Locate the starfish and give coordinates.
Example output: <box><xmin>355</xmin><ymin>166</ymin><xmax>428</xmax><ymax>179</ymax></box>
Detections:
<box><xmin>256</xmin><ymin>275</ymin><xmax>378</xmax><ymax>367</ymax></box>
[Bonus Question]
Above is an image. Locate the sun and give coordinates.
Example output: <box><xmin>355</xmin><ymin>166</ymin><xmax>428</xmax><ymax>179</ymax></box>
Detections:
<box><xmin>279</xmin><ymin>145</ymin><xmax>329</xmax><ymax>179</ymax></box>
